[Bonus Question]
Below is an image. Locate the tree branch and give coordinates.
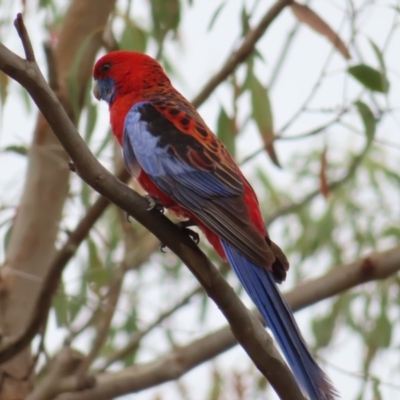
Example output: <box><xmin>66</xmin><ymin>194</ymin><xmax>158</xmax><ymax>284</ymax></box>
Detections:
<box><xmin>100</xmin><ymin>287</ymin><xmax>203</xmax><ymax>371</ymax></box>
<box><xmin>0</xmin><ymin>15</ymin><xmax>304</xmax><ymax>400</ymax></box>
<box><xmin>26</xmin><ymin>346</ymin><xmax>95</xmax><ymax>400</ymax></box>
<box><xmin>265</xmin><ymin>142</ymin><xmax>369</xmax><ymax>226</ymax></box>
<box><xmin>191</xmin><ymin>0</ymin><xmax>293</xmax><ymax>108</ymax></box>
<box><xmin>58</xmin><ymin>243</ymin><xmax>400</xmax><ymax>400</ymax></box>
<box><xmin>0</xmin><ymin>168</ymin><xmax>129</xmax><ymax>365</ymax></box>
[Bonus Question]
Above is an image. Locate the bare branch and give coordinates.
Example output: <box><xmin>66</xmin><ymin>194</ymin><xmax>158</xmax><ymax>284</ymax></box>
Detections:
<box><xmin>0</xmin><ymin>15</ymin><xmax>304</xmax><ymax>400</ymax></box>
<box><xmin>0</xmin><ymin>168</ymin><xmax>129</xmax><ymax>365</ymax></box>
<box><xmin>43</xmin><ymin>42</ymin><xmax>59</xmax><ymax>91</ymax></box>
<box><xmin>266</xmin><ymin>143</ymin><xmax>368</xmax><ymax>226</ymax></box>
<box><xmin>100</xmin><ymin>287</ymin><xmax>203</xmax><ymax>371</ymax></box>
<box><xmin>77</xmin><ymin>265</ymin><xmax>126</xmax><ymax>374</ymax></box>
<box><xmin>26</xmin><ymin>347</ymin><xmax>95</xmax><ymax>400</ymax></box>
<box><xmin>58</xmin><ymin>243</ymin><xmax>400</xmax><ymax>400</ymax></box>
<box><xmin>14</xmin><ymin>14</ymin><xmax>35</xmax><ymax>62</ymax></box>
<box><xmin>191</xmin><ymin>0</ymin><xmax>293</xmax><ymax>108</ymax></box>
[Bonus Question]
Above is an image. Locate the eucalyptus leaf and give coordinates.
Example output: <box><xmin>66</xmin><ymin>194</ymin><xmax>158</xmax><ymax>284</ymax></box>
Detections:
<box><xmin>348</xmin><ymin>64</ymin><xmax>389</xmax><ymax>93</ymax></box>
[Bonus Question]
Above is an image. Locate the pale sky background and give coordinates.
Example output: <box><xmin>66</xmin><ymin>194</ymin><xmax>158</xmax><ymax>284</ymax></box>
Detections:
<box><xmin>1</xmin><ymin>0</ymin><xmax>400</xmax><ymax>399</ymax></box>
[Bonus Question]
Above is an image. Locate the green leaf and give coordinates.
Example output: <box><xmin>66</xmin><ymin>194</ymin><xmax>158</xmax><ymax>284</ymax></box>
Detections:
<box><xmin>3</xmin><ymin>223</ymin><xmax>13</xmax><ymax>252</ymax></box>
<box><xmin>368</xmin><ymin>39</ymin><xmax>386</xmax><ymax>74</ymax></box>
<box><xmin>216</xmin><ymin>106</ymin><xmax>235</xmax><ymax>158</ymax></box>
<box><xmin>87</xmin><ymin>238</ymin><xmax>108</xmax><ymax>293</ymax></box>
<box><xmin>94</xmin><ymin>129</ymin><xmax>112</xmax><ymax>157</ymax></box>
<box><xmin>68</xmin><ymin>33</ymin><xmax>98</xmax><ymax>117</ymax></box>
<box><xmin>150</xmin><ymin>0</ymin><xmax>180</xmax><ymax>45</ymax></box>
<box><xmin>312</xmin><ymin>314</ymin><xmax>336</xmax><ymax>348</ymax></box>
<box><xmin>372</xmin><ymin>378</ymin><xmax>383</xmax><ymax>400</ymax></box>
<box><xmin>241</xmin><ymin>5</ymin><xmax>251</xmax><ymax>36</ymax></box>
<box><xmin>120</xmin><ymin>22</ymin><xmax>148</xmax><ymax>52</ymax></box>
<box><xmin>84</xmin><ymin>102</ymin><xmax>98</xmax><ymax>142</ymax></box>
<box><xmin>354</xmin><ymin>101</ymin><xmax>376</xmax><ymax>144</ymax></box>
<box><xmin>248</xmin><ymin>73</ymin><xmax>280</xmax><ymax>167</ymax></box>
<box><xmin>39</xmin><ymin>0</ymin><xmax>52</xmax><ymax>8</ymax></box>
<box><xmin>53</xmin><ymin>290</ymin><xmax>69</xmax><ymax>327</ymax></box>
<box><xmin>255</xmin><ymin>167</ymin><xmax>282</xmax><ymax>208</ymax></box>
<box><xmin>208</xmin><ymin>2</ymin><xmax>226</xmax><ymax>31</ymax></box>
<box><xmin>3</xmin><ymin>145</ymin><xmax>28</xmax><ymax>156</ymax></box>
<box><xmin>348</xmin><ymin>64</ymin><xmax>389</xmax><ymax>93</ymax></box>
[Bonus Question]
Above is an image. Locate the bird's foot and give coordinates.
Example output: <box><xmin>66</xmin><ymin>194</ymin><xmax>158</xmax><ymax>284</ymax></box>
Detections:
<box><xmin>176</xmin><ymin>220</ymin><xmax>200</xmax><ymax>244</ymax></box>
<box><xmin>159</xmin><ymin>219</ymin><xmax>200</xmax><ymax>253</ymax></box>
<box><xmin>145</xmin><ymin>195</ymin><xmax>164</xmax><ymax>213</ymax></box>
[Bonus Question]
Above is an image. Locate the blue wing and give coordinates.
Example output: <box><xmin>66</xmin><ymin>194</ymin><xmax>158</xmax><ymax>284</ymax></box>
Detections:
<box><xmin>122</xmin><ymin>101</ymin><xmax>274</xmax><ymax>268</ymax></box>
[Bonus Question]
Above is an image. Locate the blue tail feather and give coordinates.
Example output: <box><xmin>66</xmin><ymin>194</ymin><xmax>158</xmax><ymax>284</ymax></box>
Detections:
<box><xmin>221</xmin><ymin>240</ymin><xmax>338</xmax><ymax>400</ymax></box>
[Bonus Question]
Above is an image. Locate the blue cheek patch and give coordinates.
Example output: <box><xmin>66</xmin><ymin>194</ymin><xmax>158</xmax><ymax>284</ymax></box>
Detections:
<box><xmin>96</xmin><ymin>77</ymin><xmax>117</xmax><ymax>104</ymax></box>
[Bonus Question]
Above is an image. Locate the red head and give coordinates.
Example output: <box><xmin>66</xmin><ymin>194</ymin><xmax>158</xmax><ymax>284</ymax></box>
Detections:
<box><xmin>92</xmin><ymin>51</ymin><xmax>171</xmax><ymax>104</ymax></box>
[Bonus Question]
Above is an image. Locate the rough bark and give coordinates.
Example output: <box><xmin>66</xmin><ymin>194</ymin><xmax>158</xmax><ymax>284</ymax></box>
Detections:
<box><xmin>0</xmin><ymin>1</ymin><xmax>116</xmax><ymax>398</ymax></box>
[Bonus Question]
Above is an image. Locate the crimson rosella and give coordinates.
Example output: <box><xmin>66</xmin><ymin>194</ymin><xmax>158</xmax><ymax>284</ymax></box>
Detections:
<box><xmin>93</xmin><ymin>51</ymin><xmax>337</xmax><ymax>400</ymax></box>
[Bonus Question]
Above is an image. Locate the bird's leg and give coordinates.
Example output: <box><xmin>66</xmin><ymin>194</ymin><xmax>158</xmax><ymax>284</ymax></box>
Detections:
<box><xmin>160</xmin><ymin>219</ymin><xmax>200</xmax><ymax>253</ymax></box>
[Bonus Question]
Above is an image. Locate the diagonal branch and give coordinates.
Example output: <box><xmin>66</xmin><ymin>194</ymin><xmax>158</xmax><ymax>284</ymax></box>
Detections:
<box><xmin>191</xmin><ymin>0</ymin><xmax>293</xmax><ymax>108</ymax></box>
<box><xmin>0</xmin><ymin>14</ymin><xmax>304</xmax><ymax>400</ymax></box>
<box><xmin>58</xmin><ymin>243</ymin><xmax>400</xmax><ymax>400</ymax></box>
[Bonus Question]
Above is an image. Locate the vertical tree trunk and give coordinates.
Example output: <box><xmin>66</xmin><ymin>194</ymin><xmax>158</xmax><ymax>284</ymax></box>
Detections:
<box><xmin>0</xmin><ymin>1</ymin><xmax>116</xmax><ymax>398</ymax></box>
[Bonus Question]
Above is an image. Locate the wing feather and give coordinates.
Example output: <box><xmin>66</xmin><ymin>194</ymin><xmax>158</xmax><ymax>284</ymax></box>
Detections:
<box><xmin>123</xmin><ymin>101</ymin><xmax>274</xmax><ymax>268</ymax></box>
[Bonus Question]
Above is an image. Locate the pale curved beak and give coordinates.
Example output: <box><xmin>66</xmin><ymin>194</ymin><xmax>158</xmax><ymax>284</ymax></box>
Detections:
<box><xmin>93</xmin><ymin>80</ymin><xmax>101</xmax><ymax>100</ymax></box>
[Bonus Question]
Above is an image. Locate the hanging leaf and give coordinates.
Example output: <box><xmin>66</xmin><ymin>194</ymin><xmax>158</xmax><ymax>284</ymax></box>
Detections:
<box><xmin>216</xmin><ymin>106</ymin><xmax>236</xmax><ymax>158</ymax></box>
<box><xmin>319</xmin><ymin>146</ymin><xmax>329</xmax><ymax>199</ymax></box>
<box><xmin>372</xmin><ymin>378</ymin><xmax>383</xmax><ymax>400</ymax></box>
<box><xmin>87</xmin><ymin>238</ymin><xmax>108</xmax><ymax>294</ymax></box>
<box><xmin>208</xmin><ymin>2</ymin><xmax>227</xmax><ymax>31</ymax></box>
<box><xmin>249</xmin><ymin>73</ymin><xmax>280</xmax><ymax>167</ymax></box>
<box><xmin>368</xmin><ymin>39</ymin><xmax>386</xmax><ymax>73</ymax></box>
<box><xmin>348</xmin><ymin>64</ymin><xmax>389</xmax><ymax>93</ymax></box>
<box><xmin>207</xmin><ymin>367</ymin><xmax>223</xmax><ymax>400</ymax></box>
<box><xmin>366</xmin><ymin>312</ymin><xmax>392</xmax><ymax>350</ymax></box>
<box><xmin>120</xmin><ymin>21</ymin><xmax>148</xmax><ymax>52</ymax></box>
<box><xmin>3</xmin><ymin>145</ymin><xmax>28</xmax><ymax>156</ymax></box>
<box><xmin>291</xmin><ymin>2</ymin><xmax>351</xmax><ymax>60</ymax></box>
<box><xmin>354</xmin><ymin>101</ymin><xmax>376</xmax><ymax>144</ymax></box>
<box><xmin>53</xmin><ymin>286</ymin><xmax>69</xmax><ymax>327</ymax></box>
<box><xmin>150</xmin><ymin>0</ymin><xmax>180</xmax><ymax>46</ymax></box>
<box><xmin>241</xmin><ymin>5</ymin><xmax>251</xmax><ymax>36</ymax></box>
<box><xmin>84</xmin><ymin>102</ymin><xmax>98</xmax><ymax>142</ymax></box>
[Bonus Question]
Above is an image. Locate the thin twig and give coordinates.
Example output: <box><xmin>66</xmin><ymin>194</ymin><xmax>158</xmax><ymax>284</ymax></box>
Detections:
<box><xmin>240</xmin><ymin>116</ymin><xmax>342</xmax><ymax>166</ymax></box>
<box><xmin>265</xmin><ymin>141</ymin><xmax>369</xmax><ymax>226</ymax></box>
<box><xmin>100</xmin><ymin>287</ymin><xmax>202</xmax><ymax>371</ymax></box>
<box><xmin>26</xmin><ymin>346</ymin><xmax>95</xmax><ymax>400</ymax></box>
<box><xmin>191</xmin><ymin>0</ymin><xmax>293</xmax><ymax>108</ymax></box>
<box><xmin>13</xmin><ymin>13</ymin><xmax>35</xmax><ymax>61</ymax></box>
<box><xmin>43</xmin><ymin>41</ymin><xmax>59</xmax><ymax>91</ymax></box>
<box><xmin>77</xmin><ymin>264</ymin><xmax>126</xmax><ymax>374</ymax></box>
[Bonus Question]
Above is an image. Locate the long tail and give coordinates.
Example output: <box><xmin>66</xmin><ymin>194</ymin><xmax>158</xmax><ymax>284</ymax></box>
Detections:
<box><xmin>221</xmin><ymin>240</ymin><xmax>338</xmax><ymax>400</ymax></box>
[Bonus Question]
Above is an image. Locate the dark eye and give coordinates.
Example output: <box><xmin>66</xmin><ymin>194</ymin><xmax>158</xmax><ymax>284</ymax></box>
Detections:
<box><xmin>102</xmin><ymin>63</ymin><xmax>112</xmax><ymax>72</ymax></box>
